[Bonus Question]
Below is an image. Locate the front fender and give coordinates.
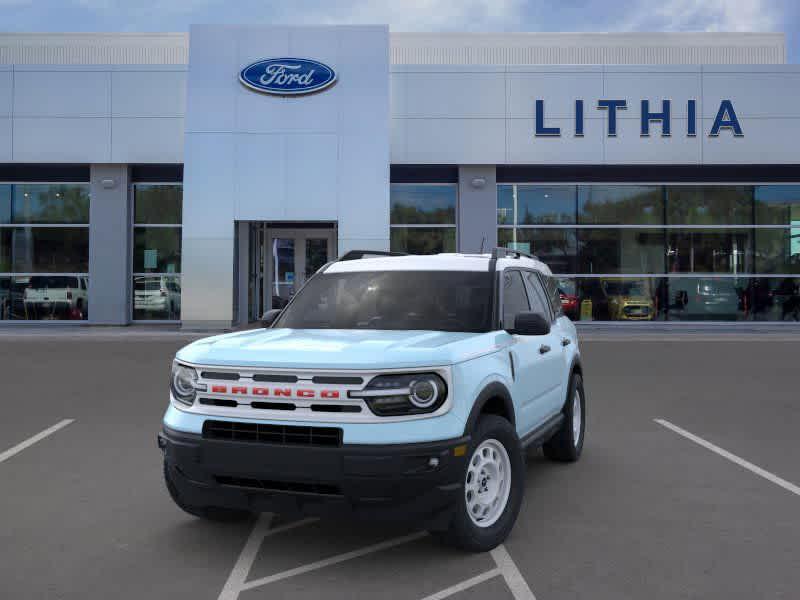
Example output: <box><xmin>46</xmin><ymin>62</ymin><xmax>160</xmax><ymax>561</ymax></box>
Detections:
<box><xmin>462</xmin><ymin>381</ymin><xmax>515</xmax><ymax>435</ymax></box>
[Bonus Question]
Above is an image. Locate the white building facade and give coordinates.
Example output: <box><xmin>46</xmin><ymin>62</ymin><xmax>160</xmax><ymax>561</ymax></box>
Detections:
<box><xmin>0</xmin><ymin>28</ymin><xmax>798</xmax><ymax>326</ymax></box>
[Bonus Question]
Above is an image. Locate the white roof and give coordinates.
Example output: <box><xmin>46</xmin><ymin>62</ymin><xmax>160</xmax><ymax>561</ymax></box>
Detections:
<box><xmin>325</xmin><ymin>253</ymin><xmax>552</xmax><ymax>275</ymax></box>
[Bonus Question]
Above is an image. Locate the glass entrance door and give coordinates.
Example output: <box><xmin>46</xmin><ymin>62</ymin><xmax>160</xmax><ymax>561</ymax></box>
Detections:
<box><xmin>265</xmin><ymin>228</ymin><xmax>336</xmax><ymax>313</ymax></box>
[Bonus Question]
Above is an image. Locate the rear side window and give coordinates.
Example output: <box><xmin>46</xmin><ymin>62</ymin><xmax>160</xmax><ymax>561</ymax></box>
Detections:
<box><xmin>501</xmin><ymin>270</ymin><xmax>530</xmax><ymax>330</ymax></box>
<box><xmin>542</xmin><ymin>275</ymin><xmax>564</xmax><ymax>318</ymax></box>
<box><xmin>522</xmin><ymin>271</ymin><xmax>552</xmax><ymax>320</ymax></box>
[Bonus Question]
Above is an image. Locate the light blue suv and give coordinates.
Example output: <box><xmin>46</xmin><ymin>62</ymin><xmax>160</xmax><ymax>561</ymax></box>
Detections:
<box><xmin>159</xmin><ymin>248</ymin><xmax>586</xmax><ymax>551</ymax></box>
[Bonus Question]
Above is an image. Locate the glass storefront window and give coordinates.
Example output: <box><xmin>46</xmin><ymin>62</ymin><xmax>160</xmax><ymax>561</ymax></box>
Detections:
<box><xmin>575</xmin><ymin>277</ymin><xmax>667</xmax><ymax>321</ymax></box>
<box><xmin>391</xmin><ymin>227</ymin><xmax>456</xmax><ymax>255</ymax></box>
<box><xmin>666</xmin><ymin>186</ymin><xmax>752</xmax><ymax>225</ymax></box>
<box><xmin>390</xmin><ymin>184</ymin><xmax>456</xmax><ymax>225</ymax></box>
<box><xmin>0</xmin><ymin>186</ymin><xmax>10</xmax><ymax>223</ymax></box>
<box><xmin>0</xmin><ymin>182</ymin><xmax>90</xmax><ymax>321</ymax></box>
<box><xmin>495</xmin><ymin>183</ymin><xmax>800</xmax><ymax>322</ymax></box>
<box><xmin>755</xmin><ymin>229</ymin><xmax>800</xmax><ymax>274</ymax></box>
<box><xmin>754</xmin><ymin>185</ymin><xmax>800</xmax><ymax>225</ymax></box>
<box><xmin>755</xmin><ymin>277</ymin><xmax>800</xmax><ymax>321</ymax></box>
<box><xmin>132</xmin><ymin>184</ymin><xmax>182</xmax><ymax>320</ymax></box>
<box><xmin>558</xmin><ymin>276</ymin><xmax>800</xmax><ymax>322</ymax></box>
<box><xmin>1</xmin><ymin>184</ymin><xmax>90</xmax><ymax>224</ymax></box>
<box><xmin>0</xmin><ymin>183</ymin><xmax>90</xmax><ymax>321</ymax></box>
<box><xmin>390</xmin><ymin>184</ymin><xmax>456</xmax><ymax>254</ymax></box>
<box><xmin>498</xmin><ymin>185</ymin><xmax>575</xmax><ymax>225</ymax></box>
<box><xmin>133</xmin><ymin>185</ymin><xmax>182</xmax><ymax>225</ymax></box>
<box><xmin>578</xmin><ymin>185</ymin><xmax>663</xmax><ymax>225</ymax></box>
<box><xmin>133</xmin><ymin>275</ymin><xmax>181</xmax><ymax>320</ymax></box>
<box><xmin>578</xmin><ymin>229</ymin><xmax>665</xmax><ymax>274</ymax></box>
<box><xmin>498</xmin><ymin>228</ymin><xmax>577</xmax><ymax>273</ymax></box>
<box><xmin>666</xmin><ymin>277</ymin><xmax>748</xmax><ymax>321</ymax></box>
<box><xmin>666</xmin><ymin>229</ymin><xmax>753</xmax><ymax>274</ymax></box>
<box><xmin>1</xmin><ymin>228</ymin><xmax>90</xmax><ymax>273</ymax></box>
<box><xmin>133</xmin><ymin>227</ymin><xmax>181</xmax><ymax>273</ymax></box>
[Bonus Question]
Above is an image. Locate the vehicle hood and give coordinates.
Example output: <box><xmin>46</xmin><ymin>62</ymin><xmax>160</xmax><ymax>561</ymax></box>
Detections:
<box><xmin>176</xmin><ymin>328</ymin><xmax>506</xmax><ymax>370</ymax></box>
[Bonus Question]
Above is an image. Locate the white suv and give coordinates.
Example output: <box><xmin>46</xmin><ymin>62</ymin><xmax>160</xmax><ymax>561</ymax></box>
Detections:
<box><xmin>160</xmin><ymin>249</ymin><xmax>586</xmax><ymax>551</ymax></box>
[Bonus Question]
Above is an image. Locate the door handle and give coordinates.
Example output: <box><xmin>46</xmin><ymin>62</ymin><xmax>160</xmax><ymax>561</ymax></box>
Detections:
<box><xmin>539</xmin><ymin>344</ymin><xmax>551</xmax><ymax>354</ymax></box>
<box><xmin>561</xmin><ymin>338</ymin><xmax>571</xmax><ymax>346</ymax></box>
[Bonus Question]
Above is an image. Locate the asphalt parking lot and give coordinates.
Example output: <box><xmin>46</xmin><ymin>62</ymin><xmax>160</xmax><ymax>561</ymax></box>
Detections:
<box><xmin>1</xmin><ymin>330</ymin><xmax>799</xmax><ymax>600</ymax></box>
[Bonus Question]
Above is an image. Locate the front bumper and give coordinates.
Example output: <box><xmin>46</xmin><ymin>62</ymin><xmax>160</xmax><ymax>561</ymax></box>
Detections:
<box><xmin>159</xmin><ymin>425</ymin><xmax>470</xmax><ymax>526</ymax></box>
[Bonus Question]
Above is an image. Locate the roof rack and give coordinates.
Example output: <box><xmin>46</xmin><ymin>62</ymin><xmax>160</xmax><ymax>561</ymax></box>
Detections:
<box><xmin>338</xmin><ymin>250</ymin><xmax>407</xmax><ymax>261</ymax></box>
<box><xmin>490</xmin><ymin>247</ymin><xmax>540</xmax><ymax>261</ymax></box>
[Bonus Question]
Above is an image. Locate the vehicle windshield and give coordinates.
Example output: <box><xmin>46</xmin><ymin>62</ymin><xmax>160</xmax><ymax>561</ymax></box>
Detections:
<box><xmin>604</xmin><ymin>281</ymin><xmax>647</xmax><ymax>296</ymax></box>
<box><xmin>274</xmin><ymin>270</ymin><xmax>493</xmax><ymax>332</ymax></box>
<box><xmin>135</xmin><ymin>278</ymin><xmax>161</xmax><ymax>292</ymax></box>
<box><xmin>29</xmin><ymin>276</ymin><xmax>79</xmax><ymax>289</ymax></box>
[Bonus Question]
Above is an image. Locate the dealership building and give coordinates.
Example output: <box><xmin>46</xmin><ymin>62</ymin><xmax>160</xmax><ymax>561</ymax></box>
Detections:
<box><xmin>0</xmin><ymin>27</ymin><xmax>799</xmax><ymax>327</ymax></box>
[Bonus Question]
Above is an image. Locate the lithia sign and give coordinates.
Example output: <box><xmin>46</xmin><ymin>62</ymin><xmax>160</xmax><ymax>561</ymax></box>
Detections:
<box><xmin>535</xmin><ymin>99</ymin><xmax>743</xmax><ymax>138</ymax></box>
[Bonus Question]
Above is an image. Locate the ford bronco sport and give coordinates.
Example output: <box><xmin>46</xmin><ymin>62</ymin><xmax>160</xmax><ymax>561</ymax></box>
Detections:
<box><xmin>159</xmin><ymin>248</ymin><xmax>586</xmax><ymax>551</ymax></box>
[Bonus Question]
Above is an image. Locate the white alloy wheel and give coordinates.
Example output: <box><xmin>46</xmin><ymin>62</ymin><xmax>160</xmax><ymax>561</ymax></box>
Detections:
<box><xmin>464</xmin><ymin>439</ymin><xmax>511</xmax><ymax>528</ymax></box>
<box><xmin>572</xmin><ymin>388</ymin><xmax>582</xmax><ymax>446</ymax></box>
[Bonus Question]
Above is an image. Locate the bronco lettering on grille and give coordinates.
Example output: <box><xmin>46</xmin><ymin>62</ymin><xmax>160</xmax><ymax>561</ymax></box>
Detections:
<box><xmin>208</xmin><ymin>385</ymin><xmax>341</xmax><ymax>399</ymax></box>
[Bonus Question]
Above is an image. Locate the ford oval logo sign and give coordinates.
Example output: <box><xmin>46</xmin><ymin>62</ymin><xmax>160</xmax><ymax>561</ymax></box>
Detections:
<box><xmin>239</xmin><ymin>58</ymin><xmax>337</xmax><ymax>96</ymax></box>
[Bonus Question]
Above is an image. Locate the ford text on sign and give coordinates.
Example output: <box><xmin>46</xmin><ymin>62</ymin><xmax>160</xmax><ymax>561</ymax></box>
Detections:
<box><xmin>239</xmin><ymin>58</ymin><xmax>337</xmax><ymax>96</ymax></box>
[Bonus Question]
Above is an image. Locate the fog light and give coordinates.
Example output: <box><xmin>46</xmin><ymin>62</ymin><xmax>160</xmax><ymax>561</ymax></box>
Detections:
<box><xmin>428</xmin><ymin>457</ymin><xmax>439</xmax><ymax>468</ymax></box>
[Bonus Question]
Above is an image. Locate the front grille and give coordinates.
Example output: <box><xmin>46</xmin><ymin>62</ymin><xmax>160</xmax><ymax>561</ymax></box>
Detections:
<box><xmin>215</xmin><ymin>475</ymin><xmax>341</xmax><ymax>496</ymax></box>
<box><xmin>252</xmin><ymin>373</ymin><xmax>298</xmax><ymax>383</ymax></box>
<box><xmin>199</xmin><ymin>398</ymin><xmax>238</xmax><ymax>408</ymax></box>
<box><xmin>251</xmin><ymin>401</ymin><xmax>296</xmax><ymax>411</ymax></box>
<box><xmin>310</xmin><ymin>404</ymin><xmax>361</xmax><ymax>413</ymax></box>
<box><xmin>311</xmin><ymin>375</ymin><xmax>364</xmax><ymax>385</ymax></box>
<box><xmin>202</xmin><ymin>420</ymin><xmax>343</xmax><ymax>447</ymax></box>
<box><xmin>201</xmin><ymin>371</ymin><xmax>240</xmax><ymax>381</ymax></box>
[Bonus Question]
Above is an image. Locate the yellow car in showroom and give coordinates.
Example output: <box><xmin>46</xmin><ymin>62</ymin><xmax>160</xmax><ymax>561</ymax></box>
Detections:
<box><xmin>600</xmin><ymin>278</ymin><xmax>655</xmax><ymax>321</ymax></box>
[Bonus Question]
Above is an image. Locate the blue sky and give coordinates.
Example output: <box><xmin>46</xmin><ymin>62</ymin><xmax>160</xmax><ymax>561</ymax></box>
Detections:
<box><xmin>1</xmin><ymin>0</ymin><xmax>798</xmax><ymax>62</ymax></box>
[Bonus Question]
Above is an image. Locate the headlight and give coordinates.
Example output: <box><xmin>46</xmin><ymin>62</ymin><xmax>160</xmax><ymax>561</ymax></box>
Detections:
<box><xmin>170</xmin><ymin>361</ymin><xmax>202</xmax><ymax>405</ymax></box>
<box><xmin>350</xmin><ymin>373</ymin><xmax>447</xmax><ymax>416</ymax></box>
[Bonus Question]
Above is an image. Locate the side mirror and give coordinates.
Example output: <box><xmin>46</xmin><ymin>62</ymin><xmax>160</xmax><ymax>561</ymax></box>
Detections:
<box><xmin>261</xmin><ymin>309</ymin><xmax>282</xmax><ymax>328</ymax></box>
<box><xmin>508</xmin><ymin>311</ymin><xmax>550</xmax><ymax>336</ymax></box>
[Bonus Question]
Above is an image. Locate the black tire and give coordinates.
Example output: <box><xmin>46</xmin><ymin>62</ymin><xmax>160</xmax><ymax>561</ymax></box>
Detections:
<box><xmin>543</xmin><ymin>373</ymin><xmax>585</xmax><ymax>462</ymax></box>
<box><xmin>163</xmin><ymin>461</ymin><xmax>253</xmax><ymax>522</ymax></box>
<box><xmin>435</xmin><ymin>415</ymin><xmax>524</xmax><ymax>552</ymax></box>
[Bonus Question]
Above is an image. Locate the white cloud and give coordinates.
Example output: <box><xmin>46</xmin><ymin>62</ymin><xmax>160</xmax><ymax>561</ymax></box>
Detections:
<box><xmin>622</xmin><ymin>0</ymin><xmax>780</xmax><ymax>32</ymax></box>
<box><xmin>286</xmin><ymin>0</ymin><xmax>524</xmax><ymax>31</ymax></box>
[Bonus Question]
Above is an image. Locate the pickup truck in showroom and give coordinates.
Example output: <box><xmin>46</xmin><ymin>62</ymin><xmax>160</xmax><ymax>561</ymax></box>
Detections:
<box><xmin>159</xmin><ymin>249</ymin><xmax>586</xmax><ymax>551</ymax></box>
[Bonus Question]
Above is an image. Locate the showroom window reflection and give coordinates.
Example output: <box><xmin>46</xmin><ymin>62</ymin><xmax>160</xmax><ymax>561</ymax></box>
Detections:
<box><xmin>0</xmin><ymin>183</ymin><xmax>90</xmax><ymax>321</ymax></box>
<box><xmin>132</xmin><ymin>184</ymin><xmax>182</xmax><ymax>321</ymax></box>
<box><xmin>497</xmin><ymin>184</ymin><xmax>800</xmax><ymax>322</ymax></box>
<box><xmin>390</xmin><ymin>184</ymin><xmax>457</xmax><ymax>254</ymax></box>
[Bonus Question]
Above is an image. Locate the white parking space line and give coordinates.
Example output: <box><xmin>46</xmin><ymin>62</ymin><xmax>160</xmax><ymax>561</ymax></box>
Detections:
<box><xmin>419</xmin><ymin>569</ymin><xmax>501</xmax><ymax>600</ymax></box>
<box><xmin>0</xmin><ymin>419</ymin><xmax>75</xmax><ymax>464</ymax></box>
<box><xmin>217</xmin><ymin>515</ymin><xmax>317</xmax><ymax>600</ymax></box>
<box><xmin>655</xmin><ymin>418</ymin><xmax>800</xmax><ymax>498</ymax></box>
<box><xmin>219</xmin><ymin>514</ymin><xmax>538</xmax><ymax>600</ymax></box>
<box><xmin>239</xmin><ymin>531</ymin><xmax>428</xmax><ymax>591</ymax></box>
<box><xmin>491</xmin><ymin>544</ymin><xmax>538</xmax><ymax>600</ymax></box>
